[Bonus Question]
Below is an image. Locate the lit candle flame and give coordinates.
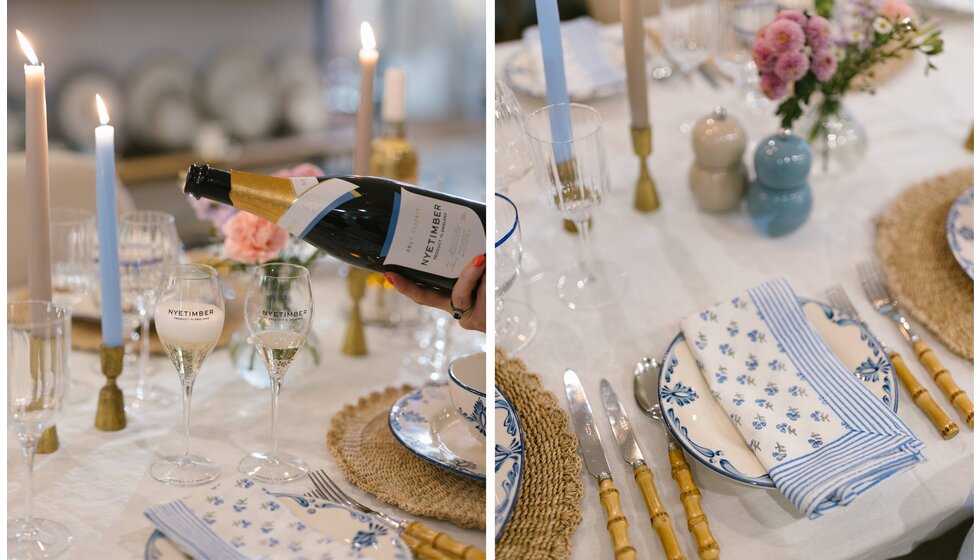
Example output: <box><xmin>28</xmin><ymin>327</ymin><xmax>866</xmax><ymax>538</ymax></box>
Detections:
<box><xmin>16</xmin><ymin>30</ymin><xmax>39</xmax><ymax>65</ymax></box>
<box><xmin>360</xmin><ymin>21</ymin><xmax>376</xmax><ymax>51</ymax></box>
<box><xmin>95</xmin><ymin>94</ymin><xmax>110</xmax><ymax>125</ymax></box>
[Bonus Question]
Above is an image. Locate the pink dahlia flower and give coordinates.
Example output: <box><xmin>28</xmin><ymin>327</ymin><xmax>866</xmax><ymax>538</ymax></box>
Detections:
<box><xmin>811</xmin><ymin>49</ymin><xmax>838</xmax><ymax>82</ymax></box>
<box><xmin>759</xmin><ymin>72</ymin><xmax>788</xmax><ymax>100</ymax></box>
<box><xmin>805</xmin><ymin>16</ymin><xmax>832</xmax><ymax>51</ymax></box>
<box><xmin>765</xmin><ymin>19</ymin><xmax>806</xmax><ymax>54</ymax></box>
<box><xmin>775</xmin><ymin>50</ymin><xmax>810</xmax><ymax>82</ymax></box>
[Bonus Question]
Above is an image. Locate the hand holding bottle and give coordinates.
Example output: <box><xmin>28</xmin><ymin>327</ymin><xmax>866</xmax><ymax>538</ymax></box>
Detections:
<box><xmin>386</xmin><ymin>254</ymin><xmax>486</xmax><ymax>332</ymax></box>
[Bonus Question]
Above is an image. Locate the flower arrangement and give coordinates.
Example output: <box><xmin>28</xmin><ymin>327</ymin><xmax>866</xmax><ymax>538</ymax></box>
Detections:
<box><xmin>753</xmin><ymin>0</ymin><xmax>943</xmax><ymax>137</ymax></box>
<box><xmin>188</xmin><ymin>163</ymin><xmax>325</xmax><ymax>272</ymax></box>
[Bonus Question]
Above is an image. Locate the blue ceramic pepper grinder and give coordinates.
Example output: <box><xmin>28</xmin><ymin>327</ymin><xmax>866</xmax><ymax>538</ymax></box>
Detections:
<box><xmin>747</xmin><ymin>129</ymin><xmax>813</xmax><ymax>237</ymax></box>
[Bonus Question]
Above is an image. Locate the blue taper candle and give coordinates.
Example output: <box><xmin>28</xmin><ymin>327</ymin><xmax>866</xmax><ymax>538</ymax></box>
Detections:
<box><xmin>94</xmin><ymin>94</ymin><xmax>123</xmax><ymax>348</ymax></box>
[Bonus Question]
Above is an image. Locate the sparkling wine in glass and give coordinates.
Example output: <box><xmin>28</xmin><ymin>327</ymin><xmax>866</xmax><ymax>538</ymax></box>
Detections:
<box><xmin>50</xmin><ymin>208</ymin><xmax>96</xmax><ymax>309</ymax></box>
<box><xmin>151</xmin><ymin>264</ymin><xmax>225</xmax><ymax>486</ymax></box>
<box><xmin>239</xmin><ymin>263</ymin><xmax>313</xmax><ymax>483</ymax></box>
<box><xmin>525</xmin><ymin>102</ymin><xmax>626</xmax><ymax>310</ymax></box>
<box><xmin>495</xmin><ymin>193</ymin><xmax>536</xmax><ymax>353</ymax></box>
<box><xmin>120</xmin><ymin>211</ymin><xmax>183</xmax><ymax>411</ymax></box>
<box><xmin>8</xmin><ymin>301</ymin><xmax>73</xmax><ymax>559</ymax></box>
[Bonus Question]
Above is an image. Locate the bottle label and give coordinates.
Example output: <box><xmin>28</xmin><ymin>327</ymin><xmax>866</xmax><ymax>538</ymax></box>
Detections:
<box><xmin>381</xmin><ymin>189</ymin><xmax>484</xmax><ymax>278</ymax></box>
<box><xmin>278</xmin><ymin>178</ymin><xmax>361</xmax><ymax>237</ymax></box>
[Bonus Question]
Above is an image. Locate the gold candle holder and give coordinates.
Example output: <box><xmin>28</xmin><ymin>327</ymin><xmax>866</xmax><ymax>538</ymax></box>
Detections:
<box><xmin>37</xmin><ymin>427</ymin><xmax>59</xmax><ymax>454</ymax></box>
<box><xmin>95</xmin><ymin>344</ymin><xmax>126</xmax><ymax>431</ymax></box>
<box><xmin>631</xmin><ymin>126</ymin><xmax>660</xmax><ymax>212</ymax></box>
<box><xmin>342</xmin><ymin>268</ymin><xmax>369</xmax><ymax>356</ymax></box>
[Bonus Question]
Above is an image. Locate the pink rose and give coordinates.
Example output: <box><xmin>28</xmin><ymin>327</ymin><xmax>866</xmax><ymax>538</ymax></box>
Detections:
<box><xmin>879</xmin><ymin>0</ymin><xmax>914</xmax><ymax>20</ymax></box>
<box><xmin>805</xmin><ymin>16</ymin><xmax>832</xmax><ymax>51</ymax></box>
<box><xmin>759</xmin><ymin>72</ymin><xmax>788</xmax><ymax>100</ymax></box>
<box><xmin>775</xmin><ymin>10</ymin><xmax>807</xmax><ymax>29</ymax></box>
<box><xmin>273</xmin><ymin>162</ymin><xmax>325</xmax><ymax>178</ymax></box>
<box><xmin>222</xmin><ymin>212</ymin><xmax>290</xmax><ymax>265</ymax></box>
<box><xmin>811</xmin><ymin>49</ymin><xmax>838</xmax><ymax>82</ymax></box>
<box><xmin>752</xmin><ymin>40</ymin><xmax>778</xmax><ymax>73</ymax></box>
<box><xmin>775</xmin><ymin>50</ymin><xmax>810</xmax><ymax>82</ymax></box>
<box><xmin>765</xmin><ymin>19</ymin><xmax>806</xmax><ymax>54</ymax></box>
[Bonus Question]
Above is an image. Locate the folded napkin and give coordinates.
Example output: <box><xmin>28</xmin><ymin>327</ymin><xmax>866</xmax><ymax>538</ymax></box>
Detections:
<box><xmin>680</xmin><ymin>278</ymin><xmax>924</xmax><ymax>518</ymax></box>
<box><xmin>521</xmin><ymin>17</ymin><xmax>625</xmax><ymax>97</ymax></box>
<box><xmin>145</xmin><ymin>478</ymin><xmax>404</xmax><ymax>559</ymax></box>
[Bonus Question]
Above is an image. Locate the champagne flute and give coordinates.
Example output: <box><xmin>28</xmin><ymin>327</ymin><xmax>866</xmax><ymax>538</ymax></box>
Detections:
<box><xmin>151</xmin><ymin>264</ymin><xmax>225</xmax><ymax>486</ymax></box>
<box><xmin>239</xmin><ymin>263</ymin><xmax>313</xmax><ymax>483</ymax></box>
<box><xmin>120</xmin><ymin>211</ymin><xmax>182</xmax><ymax>411</ymax></box>
<box><xmin>495</xmin><ymin>193</ymin><xmax>536</xmax><ymax>353</ymax></box>
<box><xmin>50</xmin><ymin>208</ymin><xmax>96</xmax><ymax>309</ymax></box>
<box><xmin>8</xmin><ymin>301</ymin><xmax>73</xmax><ymax>558</ymax></box>
<box><xmin>495</xmin><ymin>80</ymin><xmax>532</xmax><ymax>190</ymax></box>
<box><xmin>525</xmin><ymin>102</ymin><xmax>625</xmax><ymax>310</ymax></box>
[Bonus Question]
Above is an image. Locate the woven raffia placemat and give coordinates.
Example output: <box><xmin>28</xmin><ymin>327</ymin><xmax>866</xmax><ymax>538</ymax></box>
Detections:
<box><xmin>496</xmin><ymin>349</ymin><xmax>584</xmax><ymax>560</ymax></box>
<box><xmin>326</xmin><ymin>386</ymin><xmax>485</xmax><ymax>530</ymax></box>
<box><xmin>876</xmin><ymin>167</ymin><xmax>974</xmax><ymax>361</ymax></box>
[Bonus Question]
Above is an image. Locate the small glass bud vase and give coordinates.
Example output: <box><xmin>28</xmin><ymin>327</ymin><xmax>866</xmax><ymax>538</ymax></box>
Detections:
<box><xmin>799</xmin><ymin>94</ymin><xmax>868</xmax><ymax>176</ymax></box>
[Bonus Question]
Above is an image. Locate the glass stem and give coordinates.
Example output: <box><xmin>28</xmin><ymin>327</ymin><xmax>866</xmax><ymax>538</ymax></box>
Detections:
<box><xmin>270</xmin><ymin>377</ymin><xmax>283</xmax><ymax>459</ymax></box>
<box><xmin>137</xmin><ymin>312</ymin><xmax>150</xmax><ymax>398</ymax></box>
<box><xmin>22</xmin><ymin>439</ymin><xmax>36</xmax><ymax>527</ymax></box>
<box><xmin>575</xmin><ymin>220</ymin><xmax>597</xmax><ymax>279</ymax></box>
<box><xmin>181</xmin><ymin>381</ymin><xmax>194</xmax><ymax>459</ymax></box>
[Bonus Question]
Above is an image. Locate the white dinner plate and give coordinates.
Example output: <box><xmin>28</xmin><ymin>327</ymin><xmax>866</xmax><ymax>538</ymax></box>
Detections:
<box><xmin>145</xmin><ymin>493</ymin><xmax>410</xmax><ymax>559</ymax></box>
<box><xmin>388</xmin><ymin>383</ymin><xmax>486</xmax><ymax>480</ymax></box>
<box><xmin>658</xmin><ymin>298</ymin><xmax>898</xmax><ymax>489</ymax></box>
<box><xmin>946</xmin><ymin>188</ymin><xmax>974</xmax><ymax>280</ymax></box>
<box><xmin>504</xmin><ymin>29</ymin><xmax>668</xmax><ymax>101</ymax></box>
<box><xmin>494</xmin><ymin>387</ymin><xmax>524</xmax><ymax>542</ymax></box>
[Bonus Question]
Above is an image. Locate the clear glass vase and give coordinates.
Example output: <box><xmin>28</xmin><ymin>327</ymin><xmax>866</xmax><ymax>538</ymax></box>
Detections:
<box><xmin>799</xmin><ymin>95</ymin><xmax>868</xmax><ymax>176</ymax></box>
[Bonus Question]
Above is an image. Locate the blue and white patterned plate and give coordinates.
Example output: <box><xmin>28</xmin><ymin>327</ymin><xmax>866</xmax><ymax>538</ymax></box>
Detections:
<box><xmin>388</xmin><ymin>383</ymin><xmax>486</xmax><ymax>480</ymax></box>
<box><xmin>946</xmin><ymin>188</ymin><xmax>973</xmax><ymax>280</ymax></box>
<box><xmin>658</xmin><ymin>298</ymin><xmax>898</xmax><ymax>489</ymax></box>
<box><xmin>494</xmin><ymin>387</ymin><xmax>524</xmax><ymax>542</ymax></box>
<box><xmin>145</xmin><ymin>491</ymin><xmax>409</xmax><ymax>559</ymax></box>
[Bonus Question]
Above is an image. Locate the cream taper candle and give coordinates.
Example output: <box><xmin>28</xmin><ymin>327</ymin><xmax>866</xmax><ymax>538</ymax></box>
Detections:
<box><xmin>620</xmin><ymin>0</ymin><xmax>649</xmax><ymax>129</ymax></box>
<box><xmin>355</xmin><ymin>21</ymin><xmax>378</xmax><ymax>175</ymax></box>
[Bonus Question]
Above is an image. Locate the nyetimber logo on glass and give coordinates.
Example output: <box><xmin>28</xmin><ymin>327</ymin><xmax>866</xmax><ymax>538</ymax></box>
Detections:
<box><xmin>261</xmin><ymin>310</ymin><xmax>309</xmax><ymax>319</ymax></box>
<box><xmin>168</xmin><ymin>308</ymin><xmax>215</xmax><ymax>317</ymax></box>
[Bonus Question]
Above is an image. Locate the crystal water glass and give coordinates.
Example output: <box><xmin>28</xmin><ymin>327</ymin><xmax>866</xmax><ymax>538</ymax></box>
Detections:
<box><xmin>119</xmin><ymin>211</ymin><xmax>182</xmax><ymax>411</ymax></box>
<box><xmin>50</xmin><ymin>208</ymin><xmax>96</xmax><ymax>310</ymax></box>
<box><xmin>495</xmin><ymin>193</ymin><xmax>536</xmax><ymax>353</ymax></box>
<box><xmin>8</xmin><ymin>301</ymin><xmax>73</xmax><ymax>559</ymax></box>
<box><xmin>525</xmin><ymin>102</ymin><xmax>625</xmax><ymax>310</ymax></box>
<box><xmin>151</xmin><ymin>264</ymin><xmax>225</xmax><ymax>486</ymax></box>
<box><xmin>659</xmin><ymin>0</ymin><xmax>715</xmax><ymax>76</ymax></box>
<box><xmin>239</xmin><ymin>263</ymin><xmax>313</xmax><ymax>483</ymax></box>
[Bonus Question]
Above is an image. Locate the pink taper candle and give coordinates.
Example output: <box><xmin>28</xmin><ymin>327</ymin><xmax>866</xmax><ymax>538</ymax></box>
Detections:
<box><xmin>355</xmin><ymin>21</ymin><xmax>378</xmax><ymax>175</ymax></box>
<box><xmin>17</xmin><ymin>30</ymin><xmax>53</xmax><ymax>301</ymax></box>
<box><xmin>620</xmin><ymin>0</ymin><xmax>649</xmax><ymax>129</ymax></box>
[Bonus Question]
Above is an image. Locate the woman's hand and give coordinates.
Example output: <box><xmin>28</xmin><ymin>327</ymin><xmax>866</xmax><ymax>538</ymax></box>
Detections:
<box><xmin>385</xmin><ymin>254</ymin><xmax>486</xmax><ymax>332</ymax></box>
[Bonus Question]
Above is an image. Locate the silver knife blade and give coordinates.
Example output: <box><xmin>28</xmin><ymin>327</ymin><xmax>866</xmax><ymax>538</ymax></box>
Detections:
<box><xmin>599</xmin><ymin>379</ymin><xmax>645</xmax><ymax>468</ymax></box>
<box><xmin>564</xmin><ymin>369</ymin><xmax>613</xmax><ymax>481</ymax></box>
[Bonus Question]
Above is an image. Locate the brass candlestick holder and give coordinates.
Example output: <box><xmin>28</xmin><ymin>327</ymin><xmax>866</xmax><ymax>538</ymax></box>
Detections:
<box><xmin>342</xmin><ymin>268</ymin><xmax>369</xmax><ymax>356</ymax></box>
<box><xmin>631</xmin><ymin>126</ymin><xmax>660</xmax><ymax>212</ymax></box>
<box><xmin>37</xmin><ymin>427</ymin><xmax>59</xmax><ymax>454</ymax></box>
<box><xmin>95</xmin><ymin>344</ymin><xmax>126</xmax><ymax>431</ymax></box>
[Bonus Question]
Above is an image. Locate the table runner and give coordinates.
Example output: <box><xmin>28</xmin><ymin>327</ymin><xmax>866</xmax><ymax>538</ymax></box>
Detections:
<box><xmin>326</xmin><ymin>386</ymin><xmax>484</xmax><ymax>530</ymax></box>
<box><xmin>877</xmin><ymin>167</ymin><xmax>974</xmax><ymax>361</ymax></box>
<box><xmin>495</xmin><ymin>349</ymin><xmax>583</xmax><ymax>560</ymax></box>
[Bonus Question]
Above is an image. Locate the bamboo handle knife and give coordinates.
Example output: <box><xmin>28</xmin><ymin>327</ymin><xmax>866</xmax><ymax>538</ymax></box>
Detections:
<box><xmin>889</xmin><ymin>351</ymin><xmax>959</xmax><ymax>439</ymax></box>
<box><xmin>913</xmin><ymin>341</ymin><xmax>973</xmax><ymax>429</ymax></box>
<box><xmin>669</xmin><ymin>447</ymin><xmax>720</xmax><ymax>560</ymax></box>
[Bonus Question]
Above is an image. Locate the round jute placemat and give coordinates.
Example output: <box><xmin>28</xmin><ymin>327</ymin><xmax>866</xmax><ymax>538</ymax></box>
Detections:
<box><xmin>876</xmin><ymin>167</ymin><xmax>973</xmax><ymax>361</ymax></box>
<box><xmin>496</xmin><ymin>349</ymin><xmax>584</xmax><ymax>560</ymax></box>
<box><xmin>326</xmin><ymin>386</ymin><xmax>485</xmax><ymax>530</ymax></box>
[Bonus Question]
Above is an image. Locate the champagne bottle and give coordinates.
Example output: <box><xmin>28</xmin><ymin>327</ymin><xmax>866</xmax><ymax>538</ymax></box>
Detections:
<box><xmin>182</xmin><ymin>164</ymin><xmax>486</xmax><ymax>292</ymax></box>
<box><xmin>371</xmin><ymin>68</ymin><xmax>418</xmax><ymax>183</ymax></box>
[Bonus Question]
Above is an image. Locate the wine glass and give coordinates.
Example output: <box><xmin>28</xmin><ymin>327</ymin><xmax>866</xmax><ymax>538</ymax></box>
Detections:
<box><xmin>239</xmin><ymin>263</ymin><xmax>313</xmax><ymax>483</ymax></box>
<box><xmin>119</xmin><ymin>211</ymin><xmax>182</xmax><ymax>411</ymax></box>
<box><xmin>50</xmin><ymin>208</ymin><xmax>96</xmax><ymax>310</ymax></box>
<box><xmin>659</xmin><ymin>0</ymin><xmax>715</xmax><ymax>76</ymax></box>
<box><xmin>495</xmin><ymin>80</ymin><xmax>532</xmax><ymax>190</ymax></box>
<box><xmin>151</xmin><ymin>264</ymin><xmax>225</xmax><ymax>486</ymax></box>
<box><xmin>525</xmin><ymin>102</ymin><xmax>625</xmax><ymax>310</ymax></box>
<box><xmin>495</xmin><ymin>193</ymin><xmax>536</xmax><ymax>353</ymax></box>
<box><xmin>8</xmin><ymin>301</ymin><xmax>73</xmax><ymax>558</ymax></box>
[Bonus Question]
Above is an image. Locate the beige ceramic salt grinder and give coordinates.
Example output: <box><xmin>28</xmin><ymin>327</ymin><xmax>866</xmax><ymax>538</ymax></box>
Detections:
<box><xmin>689</xmin><ymin>107</ymin><xmax>748</xmax><ymax>212</ymax></box>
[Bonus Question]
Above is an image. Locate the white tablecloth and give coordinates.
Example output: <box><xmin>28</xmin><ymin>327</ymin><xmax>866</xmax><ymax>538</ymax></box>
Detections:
<box><xmin>496</xmin><ymin>14</ymin><xmax>973</xmax><ymax>560</ymax></box>
<box><xmin>6</xmin><ymin>264</ymin><xmax>486</xmax><ymax>558</ymax></box>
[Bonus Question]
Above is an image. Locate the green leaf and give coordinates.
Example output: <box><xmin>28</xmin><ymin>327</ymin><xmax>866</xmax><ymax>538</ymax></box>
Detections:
<box><xmin>814</xmin><ymin>0</ymin><xmax>834</xmax><ymax>18</ymax></box>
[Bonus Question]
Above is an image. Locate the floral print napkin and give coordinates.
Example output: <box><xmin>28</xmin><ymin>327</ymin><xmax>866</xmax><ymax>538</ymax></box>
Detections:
<box><xmin>680</xmin><ymin>278</ymin><xmax>924</xmax><ymax>518</ymax></box>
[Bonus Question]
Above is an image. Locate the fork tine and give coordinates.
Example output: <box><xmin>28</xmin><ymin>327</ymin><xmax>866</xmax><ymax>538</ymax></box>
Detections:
<box><xmin>309</xmin><ymin>471</ymin><xmax>347</xmax><ymax>505</ymax></box>
<box><xmin>318</xmin><ymin>472</ymin><xmax>358</xmax><ymax>507</ymax></box>
<box><xmin>826</xmin><ymin>284</ymin><xmax>860</xmax><ymax>318</ymax></box>
<box><xmin>857</xmin><ymin>261</ymin><xmax>885</xmax><ymax>303</ymax></box>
